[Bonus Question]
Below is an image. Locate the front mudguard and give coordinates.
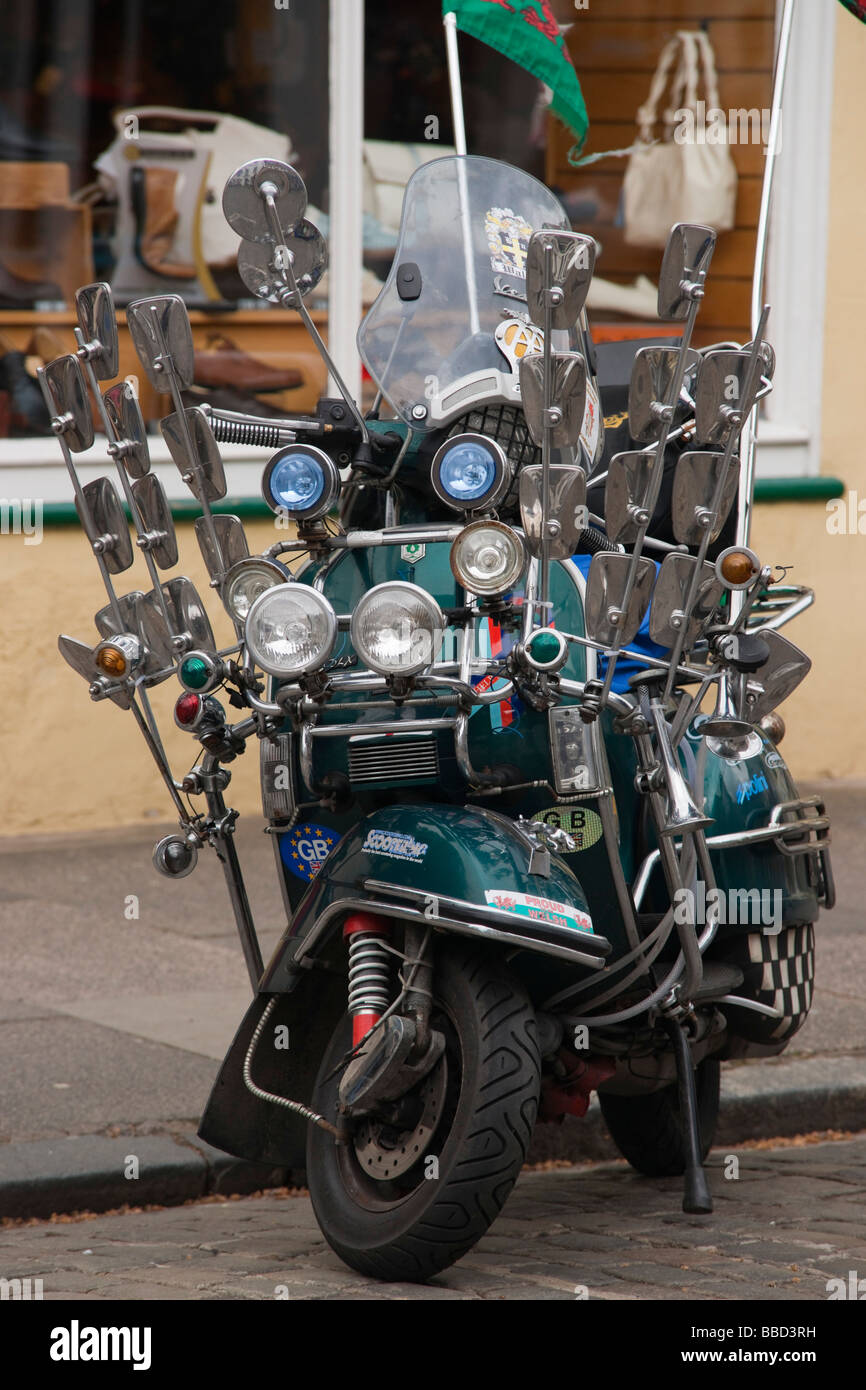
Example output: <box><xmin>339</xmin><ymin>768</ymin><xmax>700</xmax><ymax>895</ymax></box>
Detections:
<box><xmin>199</xmin><ymin>803</ymin><xmax>605</xmax><ymax>1168</ymax></box>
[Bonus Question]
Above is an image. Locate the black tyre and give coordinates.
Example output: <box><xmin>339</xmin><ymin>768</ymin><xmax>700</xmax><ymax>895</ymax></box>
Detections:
<box><xmin>598</xmin><ymin>1057</ymin><xmax>720</xmax><ymax>1178</ymax></box>
<box><xmin>306</xmin><ymin>946</ymin><xmax>540</xmax><ymax>1283</ymax></box>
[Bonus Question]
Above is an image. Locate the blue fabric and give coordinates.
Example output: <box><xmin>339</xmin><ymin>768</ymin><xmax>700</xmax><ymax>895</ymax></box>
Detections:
<box><xmin>572</xmin><ymin>554</ymin><xmax>669</xmax><ymax>692</ymax></box>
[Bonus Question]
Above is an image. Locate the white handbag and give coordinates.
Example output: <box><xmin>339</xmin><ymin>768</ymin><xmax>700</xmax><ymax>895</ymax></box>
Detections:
<box><xmin>622</xmin><ymin>30</ymin><xmax>737</xmax><ymax>248</ymax></box>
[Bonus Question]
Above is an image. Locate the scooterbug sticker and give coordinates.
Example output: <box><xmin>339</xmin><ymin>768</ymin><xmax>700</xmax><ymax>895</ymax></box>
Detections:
<box><xmin>281</xmin><ymin>824</ymin><xmax>341</xmax><ymax>881</ymax></box>
<box><xmin>533</xmin><ymin>805</ymin><xmax>604</xmax><ymax>851</ymax></box>
<box><xmin>485</xmin><ymin>889</ymin><xmax>593</xmax><ymax>935</ymax></box>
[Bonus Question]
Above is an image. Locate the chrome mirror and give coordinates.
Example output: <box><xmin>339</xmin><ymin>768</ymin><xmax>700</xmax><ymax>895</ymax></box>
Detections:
<box><xmin>694</xmin><ymin>350</ymin><xmax>760</xmax><ymax>446</ymax></box>
<box><xmin>138</xmin><ymin>577</ymin><xmax>216</xmax><ymax>667</ymax></box>
<box><xmin>649</xmin><ymin>553</ymin><xmax>723</xmax><ymax>649</ymax></box>
<box><xmin>127</xmin><ymin>294</ymin><xmax>195</xmax><ymax>392</ymax></box>
<box><xmin>95</xmin><ymin>591</ymin><xmax>143</xmax><ymax>639</ymax></box>
<box><xmin>131</xmin><ymin>473</ymin><xmax>178</xmax><ymax>569</ymax></box>
<box><xmin>237</xmin><ymin>222</ymin><xmax>328</xmax><ymax>303</ymax></box>
<box><xmin>77</xmin><ymin>477</ymin><xmax>133</xmax><ymax>573</ymax></box>
<box><xmin>103</xmin><ymin>380</ymin><xmax>150</xmax><ymax>478</ymax></box>
<box><xmin>58</xmin><ymin>634</ymin><xmax>131</xmax><ymax>709</ymax></box>
<box><xmin>519</xmin><ymin>464</ymin><xmax>587</xmax><ymax>561</ymax></box>
<box><xmin>161</xmin><ymin>407</ymin><xmax>227</xmax><ymax>502</ymax></box>
<box><xmin>40</xmin><ymin>355</ymin><xmax>94</xmax><ymax>452</ymax></box>
<box><xmin>222</xmin><ymin>158</ymin><xmax>307</xmax><ymax>243</ymax></box>
<box><xmin>195</xmin><ymin>513</ymin><xmax>249</xmax><ymax>580</ymax></box>
<box><xmin>671</xmin><ymin>451</ymin><xmax>739</xmax><ymax>546</ymax></box>
<box><xmin>525</xmin><ymin>231</ymin><xmax>596</xmax><ymax>330</ymax></box>
<box><xmin>742</xmin><ymin>631</ymin><xmax>812</xmax><ymax>724</ymax></box>
<box><xmin>585</xmin><ymin>552</ymin><xmax>656</xmax><ymax>648</ymax></box>
<box><xmin>628</xmin><ymin>346</ymin><xmax>699</xmax><ymax>443</ymax></box>
<box><xmin>604</xmin><ymin>451</ymin><xmax>655</xmax><ymax>544</ymax></box>
<box><xmin>75</xmin><ymin>283</ymin><xmax>119</xmax><ymax>381</ymax></box>
<box><xmin>518</xmin><ymin>351</ymin><xmax>587</xmax><ymax>448</ymax></box>
<box><xmin>657</xmin><ymin>224</ymin><xmax>716</xmax><ymax>321</ymax></box>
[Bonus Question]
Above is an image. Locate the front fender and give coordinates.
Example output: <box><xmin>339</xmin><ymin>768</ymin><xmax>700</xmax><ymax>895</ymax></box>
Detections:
<box><xmin>198</xmin><ymin>803</ymin><xmax>606</xmax><ymax>1168</ymax></box>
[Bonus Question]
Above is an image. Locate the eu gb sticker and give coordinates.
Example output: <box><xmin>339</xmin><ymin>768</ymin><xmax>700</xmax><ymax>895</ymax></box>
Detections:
<box><xmin>485</xmin><ymin>890</ymin><xmax>593</xmax><ymax>934</ymax></box>
<box><xmin>281</xmin><ymin>824</ymin><xmax>341</xmax><ymax>881</ymax></box>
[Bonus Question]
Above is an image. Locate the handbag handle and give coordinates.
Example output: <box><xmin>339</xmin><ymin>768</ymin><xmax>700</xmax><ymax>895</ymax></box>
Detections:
<box><xmin>635</xmin><ymin>30</ymin><xmax>723</xmax><ymax>141</ymax></box>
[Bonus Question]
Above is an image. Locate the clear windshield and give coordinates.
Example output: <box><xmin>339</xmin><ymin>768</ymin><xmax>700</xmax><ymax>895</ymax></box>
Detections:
<box><xmin>357</xmin><ymin>155</ymin><xmax>569</xmax><ymax>431</ymax></box>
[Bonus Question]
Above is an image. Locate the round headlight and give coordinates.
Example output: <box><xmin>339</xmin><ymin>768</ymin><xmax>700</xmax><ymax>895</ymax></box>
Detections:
<box><xmin>262</xmin><ymin>443</ymin><xmax>340</xmax><ymax>520</ymax></box>
<box><xmin>450</xmin><ymin>520</ymin><xmax>525</xmax><ymax>596</ymax></box>
<box><xmin>351</xmin><ymin>581</ymin><xmax>444</xmax><ymax>677</ymax></box>
<box><xmin>222</xmin><ymin>557</ymin><xmax>290</xmax><ymax>623</ymax></box>
<box><xmin>431</xmin><ymin>433</ymin><xmax>510</xmax><ymax>512</ymax></box>
<box><xmin>245</xmin><ymin>584</ymin><xmax>338</xmax><ymax>678</ymax></box>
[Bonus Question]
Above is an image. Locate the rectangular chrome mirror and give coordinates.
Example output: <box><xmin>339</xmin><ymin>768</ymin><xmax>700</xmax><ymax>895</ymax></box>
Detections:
<box><xmin>131</xmin><ymin>473</ymin><xmax>178</xmax><ymax>569</ymax></box>
<box><xmin>195</xmin><ymin>513</ymin><xmax>250</xmax><ymax>580</ymax></box>
<box><xmin>519</xmin><ymin>464</ymin><xmax>587</xmax><ymax>560</ymax></box>
<box><xmin>604</xmin><ymin>451</ymin><xmax>655</xmax><ymax>544</ymax></box>
<box><xmin>40</xmin><ymin>355</ymin><xmax>94</xmax><ymax>453</ymax></box>
<box><xmin>138</xmin><ymin>577</ymin><xmax>216</xmax><ymax>669</ymax></box>
<box><xmin>742</xmin><ymin>630</ymin><xmax>812</xmax><ymax>724</ymax></box>
<box><xmin>694</xmin><ymin>349</ymin><xmax>760</xmax><ymax>446</ymax></box>
<box><xmin>126</xmin><ymin>294</ymin><xmax>195</xmax><ymax>392</ymax></box>
<box><xmin>628</xmin><ymin>346</ymin><xmax>699</xmax><ymax>443</ymax></box>
<box><xmin>519</xmin><ymin>351</ymin><xmax>587</xmax><ymax>449</ymax></box>
<box><xmin>671</xmin><ymin>451</ymin><xmax>740</xmax><ymax>546</ymax></box>
<box><xmin>95</xmin><ymin>591</ymin><xmax>143</xmax><ymax>640</ymax></box>
<box><xmin>75</xmin><ymin>283</ymin><xmax>119</xmax><ymax>381</ymax></box>
<box><xmin>77</xmin><ymin>477</ymin><xmax>133</xmax><ymax>574</ymax></box>
<box><xmin>649</xmin><ymin>553</ymin><xmax>723</xmax><ymax>649</ymax></box>
<box><xmin>104</xmin><ymin>381</ymin><xmax>150</xmax><ymax>478</ymax></box>
<box><xmin>525</xmin><ymin>231</ymin><xmax>596</xmax><ymax>330</ymax></box>
<box><xmin>585</xmin><ymin>552</ymin><xmax>656</xmax><ymax>649</ymax></box>
<box><xmin>160</xmin><ymin>407</ymin><xmax>227</xmax><ymax>502</ymax></box>
<box><xmin>657</xmin><ymin>224</ymin><xmax>716</xmax><ymax>321</ymax></box>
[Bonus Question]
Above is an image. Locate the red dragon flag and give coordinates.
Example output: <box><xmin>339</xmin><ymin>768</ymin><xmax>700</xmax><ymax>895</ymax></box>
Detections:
<box><xmin>444</xmin><ymin>1</ymin><xmax>589</xmax><ymax>152</ymax></box>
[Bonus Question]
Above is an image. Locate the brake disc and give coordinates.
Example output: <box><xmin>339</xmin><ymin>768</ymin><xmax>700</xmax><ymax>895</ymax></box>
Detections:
<box><xmin>352</xmin><ymin>1059</ymin><xmax>448</xmax><ymax>1181</ymax></box>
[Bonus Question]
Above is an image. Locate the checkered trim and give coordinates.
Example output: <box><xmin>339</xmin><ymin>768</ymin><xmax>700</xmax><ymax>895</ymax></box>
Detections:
<box><xmin>744</xmin><ymin>924</ymin><xmax>815</xmax><ymax>1041</ymax></box>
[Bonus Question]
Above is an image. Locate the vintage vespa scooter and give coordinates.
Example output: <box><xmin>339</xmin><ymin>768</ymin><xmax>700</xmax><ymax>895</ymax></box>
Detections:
<box><xmin>43</xmin><ymin>147</ymin><xmax>832</xmax><ymax>1282</ymax></box>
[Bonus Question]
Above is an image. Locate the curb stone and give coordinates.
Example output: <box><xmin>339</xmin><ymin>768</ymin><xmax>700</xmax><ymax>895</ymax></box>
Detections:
<box><xmin>2</xmin><ymin>1056</ymin><xmax>865</xmax><ymax>1219</ymax></box>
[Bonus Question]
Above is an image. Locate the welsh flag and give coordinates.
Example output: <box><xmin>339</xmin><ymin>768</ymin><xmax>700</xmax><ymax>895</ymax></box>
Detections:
<box><xmin>444</xmin><ymin>1</ymin><xmax>589</xmax><ymax>152</ymax></box>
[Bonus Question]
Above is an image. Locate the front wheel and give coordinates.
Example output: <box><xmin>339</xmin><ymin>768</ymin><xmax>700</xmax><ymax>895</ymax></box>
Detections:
<box><xmin>306</xmin><ymin>945</ymin><xmax>540</xmax><ymax>1283</ymax></box>
<box><xmin>598</xmin><ymin>1057</ymin><xmax>720</xmax><ymax>1178</ymax></box>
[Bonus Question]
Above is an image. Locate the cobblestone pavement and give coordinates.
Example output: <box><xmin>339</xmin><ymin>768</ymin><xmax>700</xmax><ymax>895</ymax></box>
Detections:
<box><xmin>1</xmin><ymin>1135</ymin><xmax>864</xmax><ymax>1301</ymax></box>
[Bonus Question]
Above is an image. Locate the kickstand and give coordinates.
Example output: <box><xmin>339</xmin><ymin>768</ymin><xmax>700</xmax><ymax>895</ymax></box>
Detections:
<box><xmin>664</xmin><ymin>1016</ymin><xmax>713</xmax><ymax>1215</ymax></box>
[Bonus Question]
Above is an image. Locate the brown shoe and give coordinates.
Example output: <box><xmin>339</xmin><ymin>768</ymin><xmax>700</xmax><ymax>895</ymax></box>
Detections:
<box><xmin>193</xmin><ymin>333</ymin><xmax>303</xmax><ymax>393</ymax></box>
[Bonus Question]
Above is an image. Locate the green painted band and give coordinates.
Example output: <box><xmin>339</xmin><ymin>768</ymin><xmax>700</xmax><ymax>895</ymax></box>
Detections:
<box><xmin>753</xmin><ymin>476</ymin><xmax>845</xmax><ymax>502</ymax></box>
<box><xmin>39</xmin><ymin>496</ymin><xmax>276</xmax><ymax>527</ymax></box>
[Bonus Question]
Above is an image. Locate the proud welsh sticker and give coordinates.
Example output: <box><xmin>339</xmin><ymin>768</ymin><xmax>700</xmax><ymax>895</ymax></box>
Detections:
<box><xmin>485</xmin><ymin>890</ymin><xmax>593</xmax><ymax>935</ymax></box>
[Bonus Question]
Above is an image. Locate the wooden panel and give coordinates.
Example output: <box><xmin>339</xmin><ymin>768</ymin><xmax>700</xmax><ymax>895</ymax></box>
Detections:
<box><xmin>579</xmin><ymin>0</ymin><xmax>772</xmax><ymax>19</ymax></box>
<box><xmin>567</xmin><ymin>20</ymin><xmax>774</xmax><ymax>72</ymax></box>
<box><xmin>549</xmin><ymin>122</ymin><xmax>771</xmax><ymax>177</ymax></box>
<box><xmin>590</xmin><ymin>272</ymin><xmax>752</xmax><ymax>329</ymax></box>
<box><xmin>595</xmin><ymin>227</ymin><xmax>757</xmax><ymax>279</ymax></box>
<box><xmin>554</xmin><ymin>173</ymin><xmax>762</xmax><ymax>230</ymax></box>
<box><xmin>579</xmin><ymin>71</ymin><xmax>772</xmax><ymax>123</ymax></box>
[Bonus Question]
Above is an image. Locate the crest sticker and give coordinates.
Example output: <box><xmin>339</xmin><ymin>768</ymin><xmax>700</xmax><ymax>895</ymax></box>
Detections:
<box><xmin>485</xmin><ymin>206</ymin><xmax>533</xmax><ymax>280</ymax></box>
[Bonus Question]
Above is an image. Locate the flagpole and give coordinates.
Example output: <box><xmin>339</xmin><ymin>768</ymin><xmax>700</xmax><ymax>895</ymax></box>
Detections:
<box><xmin>444</xmin><ymin>10</ymin><xmax>480</xmax><ymax>336</ymax></box>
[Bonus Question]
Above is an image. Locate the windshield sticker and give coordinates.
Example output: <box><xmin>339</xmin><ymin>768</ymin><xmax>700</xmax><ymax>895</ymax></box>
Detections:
<box><xmin>495</xmin><ymin>317</ymin><xmax>544</xmax><ymax>369</ymax></box>
<box><xmin>486</xmin><ymin>207</ymin><xmax>533</xmax><ymax>280</ymax></box>
<box><xmin>533</xmin><ymin>806</ymin><xmax>603</xmax><ymax>851</ymax></box>
<box><xmin>485</xmin><ymin>889</ymin><xmax>594</xmax><ymax>935</ymax></box>
<box><xmin>281</xmin><ymin>824</ymin><xmax>341</xmax><ymax>881</ymax></box>
<box><xmin>362</xmin><ymin>828</ymin><xmax>428</xmax><ymax>863</ymax></box>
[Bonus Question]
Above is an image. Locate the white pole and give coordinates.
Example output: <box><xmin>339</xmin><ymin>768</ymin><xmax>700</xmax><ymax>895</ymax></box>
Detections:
<box><xmin>328</xmin><ymin>0</ymin><xmax>364</xmax><ymax>402</ymax></box>
<box><xmin>443</xmin><ymin>11</ymin><xmax>480</xmax><ymax>336</ymax></box>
